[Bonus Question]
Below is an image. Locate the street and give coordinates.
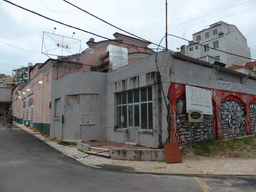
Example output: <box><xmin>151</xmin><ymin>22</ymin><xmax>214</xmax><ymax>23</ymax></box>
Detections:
<box><xmin>0</xmin><ymin>124</ymin><xmax>255</xmax><ymax>192</ymax></box>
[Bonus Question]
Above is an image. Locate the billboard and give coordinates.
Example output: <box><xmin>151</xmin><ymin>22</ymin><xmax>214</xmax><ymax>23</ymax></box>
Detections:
<box><xmin>41</xmin><ymin>31</ymin><xmax>81</xmax><ymax>57</ymax></box>
<box><xmin>186</xmin><ymin>85</ymin><xmax>213</xmax><ymax>115</ymax></box>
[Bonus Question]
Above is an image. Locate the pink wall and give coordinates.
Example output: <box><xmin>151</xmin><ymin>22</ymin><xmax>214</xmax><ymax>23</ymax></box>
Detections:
<box><xmin>12</xmin><ymin>34</ymin><xmax>154</xmax><ymax>134</ymax></box>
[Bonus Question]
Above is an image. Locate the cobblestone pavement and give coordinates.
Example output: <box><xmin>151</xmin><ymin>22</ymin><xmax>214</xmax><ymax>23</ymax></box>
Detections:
<box><xmin>15</xmin><ymin>122</ymin><xmax>256</xmax><ymax>176</ymax></box>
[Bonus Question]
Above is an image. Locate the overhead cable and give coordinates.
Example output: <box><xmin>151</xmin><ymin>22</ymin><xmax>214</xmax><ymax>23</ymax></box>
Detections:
<box><xmin>3</xmin><ymin>0</ymin><xmax>158</xmax><ymax>52</ymax></box>
<box><xmin>62</xmin><ymin>0</ymin><xmax>166</xmax><ymax>49</ymax></box>
<box><xmin>3</xmin><ymin>0</ymin><xmax>113</xmax><ymax>40</ymax></box>
<box><xmin>41</xmin><ymin>0</ymin><xmax>76</xmax><ymax>13</ymax></box>
<box><xmin>0</xmin><ymin>40</ymin><xmax>41</xmax><ymax>54</ymax></box>
<box><xmin>168</xmin><ymin>0</ymin><xmax>253</xmax><ymax>29</ymax></box>
<box><xmin>168</xmin><ymin>34</ymin><xmax>256</xmax><ymax>61</ymax></box>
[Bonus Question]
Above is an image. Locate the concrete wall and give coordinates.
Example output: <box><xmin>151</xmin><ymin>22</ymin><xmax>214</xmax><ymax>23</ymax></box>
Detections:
<box><xmin>0</xmin><ymin>87</ymin><xmax>12</xmax><ymax>103</ymax></box>
<box><xmin>50</xmin><ymin>72</ymin><xmax>107</xmax><ymax>142</ymax></box>
<box><xmin>165</xmin><ymin>51</ymin><xmax>256</xmax><ymax>144</ymax></box>
<box><xmin>106</xmin><ymin>53</ymin><xmax>170</xmax><ymax>148</ymax></box>
<box><xmin>106</xmin><ymin>51</ymin><xmax>256</xmax><ymax>146</ymax></box>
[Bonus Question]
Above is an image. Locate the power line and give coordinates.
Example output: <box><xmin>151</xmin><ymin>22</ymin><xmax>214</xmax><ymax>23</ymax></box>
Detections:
<box><xmin>3</xmin><ymin>0</ymin><xmax>160</xmax><ymax>53</ymax></box>
<box><xmin>168</xmin><ymin>0</ymin><xmax>253</xmax><ymax>29</ymax></box>
<box><xmin>167</xmin><ymin>34</ymin><xmax>256</xmax><ymax>61</ymax></box>
<box><xmin>62</xmin><ymin>0</ymin><xmax>166</xmax><ymax>50</ymax></box>
<box><xmin>41</xmin><ymin>0</ymin><xmax>76</xmax><ymax>13</ymax></box>
<box><xmin>60</xmin><ymin>0</ymin><xmax>256</xmax><ymax>61</ymax></box>
<box><xmin>4</xmin><ymin>0</ymin><xmax>253</xmax><ymax>62</ymax></box>
<box><xmin>0</xmin><ymin>40</ymin><xmax>41</xmax><ymax>54</ymax></box>
<box><xmin>3</xmin><ymin>0</ymin><xmax>113</xmax><ymax>41</ymax></box>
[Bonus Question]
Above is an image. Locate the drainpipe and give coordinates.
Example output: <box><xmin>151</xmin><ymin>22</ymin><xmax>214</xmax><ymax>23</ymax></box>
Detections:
<box><xmin>156</xmin><ymin>72</ymin><xmax>163</xmax><ymax>148</ymax></box>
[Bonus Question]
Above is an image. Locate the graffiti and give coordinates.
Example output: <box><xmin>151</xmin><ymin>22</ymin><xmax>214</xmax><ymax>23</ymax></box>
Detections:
<box><xmin>176</xmin><ymin>99</ymin><xmax>214</xmax><ymax>145</ymax></box>
<box><xmin>168</xmin><ymin>83</ymin><xmax>256</xmax><ymax>145</ymax></box>
<box><xmin>220</xmin><ymin>100</ymin><xmax>246</xmax><ymax>137</ymax></box>
<box><xmin>218</xmin><ymin>81</ymin><xmax>246</xmax><ymax>93</ymax></box>
<box><xmin>249</xmin><ymin>103</ymin><xmax>256</xmax><ymax>133</ymax></box>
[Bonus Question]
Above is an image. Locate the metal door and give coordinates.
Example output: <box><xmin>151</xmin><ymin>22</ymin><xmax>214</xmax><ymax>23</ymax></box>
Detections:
<box><xmin>63</xmin><ymin>95</ymin><xmax>80</xmax><ymax>142</ymax></box>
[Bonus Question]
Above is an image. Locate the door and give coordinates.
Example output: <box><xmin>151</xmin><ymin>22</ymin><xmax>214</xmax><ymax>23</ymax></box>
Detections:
<box><xmin>63</xmin><ymin>95</ymin><xmax>80</xmax><ymax>142</ymax></box>
<box><xmin>127</xmin><ymin>105</ymin><xmax>135</xmax><ymax>141</ymax></box>
<box><xmin>127</xmin><ymin>104</ymin><xmax>140</xmax><ymax>142</ymax></box>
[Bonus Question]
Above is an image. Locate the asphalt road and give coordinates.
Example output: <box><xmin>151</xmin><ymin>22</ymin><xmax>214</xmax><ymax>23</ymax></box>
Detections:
<box><xmin>0</xmin><ymin>124</ymin><xmax>255</xmax><ymax>192</ymax></box>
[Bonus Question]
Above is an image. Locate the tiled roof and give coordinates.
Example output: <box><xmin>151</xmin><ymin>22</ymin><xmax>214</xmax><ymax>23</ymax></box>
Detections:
<box><xmin>244</xmin><ymin>61</ymin><xmax>256</xmax><ymax>70</ymax></box>
<box><xmin>228</xmin><ymin>65</ymin><xmax>243</xmax><ymax>69</ymax></box>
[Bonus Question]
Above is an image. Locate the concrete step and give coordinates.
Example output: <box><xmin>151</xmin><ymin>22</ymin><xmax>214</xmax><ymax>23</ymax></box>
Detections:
<box><xmin>125</xmin><ymin>142</ymin><xmax>137</xmax><ymax>145</ymax></box>
<box><xmin>84</xmin><ymin>147</ymin><xmax>110</xmax><ymax>158</ymax></box>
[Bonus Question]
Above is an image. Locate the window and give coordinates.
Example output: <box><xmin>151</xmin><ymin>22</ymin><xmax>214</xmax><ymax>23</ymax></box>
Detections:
<box><xmin>213</xmin><ymin>41</ymin><xmax>219</xmax><ymax>49</ymax></box>
<box><xmin>195</xmin><ymin>45</ymin><xmax>198</xmax><ymax>50</ymax></box>
<box><xmin>204</xmin><ymin>44</ymin><xmax>209</xmax><ymax>52</ymax></box>
<box><xmin>189</xmin><ymin>47</ymin><xmax>193</xmax><ymax>51</ymax></box>
<box><xmin>196</xmin><ymin>35</ymin><xmax>201</xmax><ymax>41</ymax></box>
<box><xmin>205</xmin><ymin>32</ymin><xmax>209</xmax><ymax>38</ymax></box>
<box><xmin>116</xmin><ymin>87</ymin><xmax>153</xmax><ymax>129</ymax></box>
<box><xmin>90</xmin><ymin>66</ymin><xmax>97</xmax><ymax>71</ymax></box>
<box><xmin>213</xmin><ymin>29</ymin><xmax>217</xmax><ymax>35</ymax></box>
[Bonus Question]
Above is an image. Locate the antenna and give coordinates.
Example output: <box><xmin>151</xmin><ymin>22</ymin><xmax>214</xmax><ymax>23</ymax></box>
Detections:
<box><xmin>165</xmin><ymin>0</ymin><xmax>168</xmax><ymax>50</ymax></box>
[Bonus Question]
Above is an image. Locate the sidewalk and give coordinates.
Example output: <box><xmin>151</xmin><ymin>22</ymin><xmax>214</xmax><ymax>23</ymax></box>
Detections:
<box><xmin>14</xmin><ymin>122</ymin><xmax>256</xmax><ymax>176</ymax></box>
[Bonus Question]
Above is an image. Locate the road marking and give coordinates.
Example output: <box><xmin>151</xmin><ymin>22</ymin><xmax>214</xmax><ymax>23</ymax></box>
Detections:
<box><xmin>194</xmin><ymin>177</ymin><xmax>210</xmax><ymax>192</ymax></box>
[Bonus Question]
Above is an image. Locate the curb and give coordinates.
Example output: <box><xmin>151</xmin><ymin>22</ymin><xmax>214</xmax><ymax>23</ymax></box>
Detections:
<box><xmin>13</xmin><ymin>122</ymin><xmax>256</xmax><ymax>177</ymax></box>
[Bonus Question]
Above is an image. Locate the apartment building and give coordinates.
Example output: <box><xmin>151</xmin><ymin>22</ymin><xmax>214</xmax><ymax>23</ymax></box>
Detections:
<box><xmin>12</xmin><ymin>63</ymin><xmax>33</xmax><ymax>85</ymax></box>
<box><xmin>180</xmin><ymin>21</ymin><xmax>251</xmax><ymax>68</ymax></box>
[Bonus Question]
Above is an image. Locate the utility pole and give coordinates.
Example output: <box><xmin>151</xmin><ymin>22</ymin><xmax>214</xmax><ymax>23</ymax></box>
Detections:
<box><xmin>165</xmin><ymin>0</ymin><xmax>168</xmax><ymax>50</ymax></box>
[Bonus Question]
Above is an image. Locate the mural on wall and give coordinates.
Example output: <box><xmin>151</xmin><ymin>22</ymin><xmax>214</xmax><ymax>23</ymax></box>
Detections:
<box><xmin>220</xmin><ymin>100</ymin><xmax>246</xmax><ymax>137</ymax></box>
<box><xmin>249</xmin><ymin>103</ymin><xmax>256</xmax><ymax>133</ymax></box>
<box><xmin>176</xmin><ymin>99</ymin><xmax>214</xmax><ymax>145</ymax></box>
<box><xmin>168</xmin><ymin>83</ymin><xmax>256</xmax><ymax>146</ymax></box>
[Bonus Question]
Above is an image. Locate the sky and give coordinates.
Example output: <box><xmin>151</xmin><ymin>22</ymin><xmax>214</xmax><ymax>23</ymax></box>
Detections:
<box><xmin>1</xmin><ymin>0</ymin><xmax>256</xmax><ymax>76</ymax></box>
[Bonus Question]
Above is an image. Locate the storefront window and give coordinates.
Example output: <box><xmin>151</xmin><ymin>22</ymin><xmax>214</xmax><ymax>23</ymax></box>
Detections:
<box><xmin>116</xmin><ymin>87</ymin><xmax>153</xmax><ymax>129</ymax></box>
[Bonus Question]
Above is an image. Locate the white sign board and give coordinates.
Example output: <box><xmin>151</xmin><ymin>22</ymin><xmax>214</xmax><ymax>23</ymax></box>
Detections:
<box><xmin>186</xmin><ymin>85</ymin><xmax>213</xmax><ymax>115</ymax></box>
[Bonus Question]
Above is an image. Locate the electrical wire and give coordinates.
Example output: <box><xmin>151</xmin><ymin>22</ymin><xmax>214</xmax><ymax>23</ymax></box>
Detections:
<box><xmin>3</xmin><ymin>0</ymin><xmax>113</xmax><ymax>41</ymax></box>
<box><xmin>168</xmin><ymin>0</ymin><xmax>253</xmax><ymax>29</ymax></box>
<box><xmin>62</xmin><ymin>0</ymin><xmax>166</xmax><ymax>50</ymax></box>
<box><xmin>3</xmin><ymin>0</ymin><xmax>160</xmax><ymax>54</ymax></box>
<box><xmin>167</xmin><ymin>34</ymin><xmax>256</xmax><ymax>61</ymax></box>
<box><xmin>0</xmin><ymin>40</ymin><xmax>41</xmax><ymax>54</ymax></box>
<box><xmin>41</xmin><ymin>0</ymin><xmax>76</xmax><ymax>13</ymax></box>
<box><xmin>154</xmin><ymin>35</ymin><xmax>172</xmax><ymax>144</ymax></box>
<box><xmin>2</xmin><ymin>0</ymin><xmax>158</xmax><ymax>52</ymax></box>
<box><xmin>3</xmin><ymin>1</ymin><xmax>254</xmax><ymax>63</ymax></box>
